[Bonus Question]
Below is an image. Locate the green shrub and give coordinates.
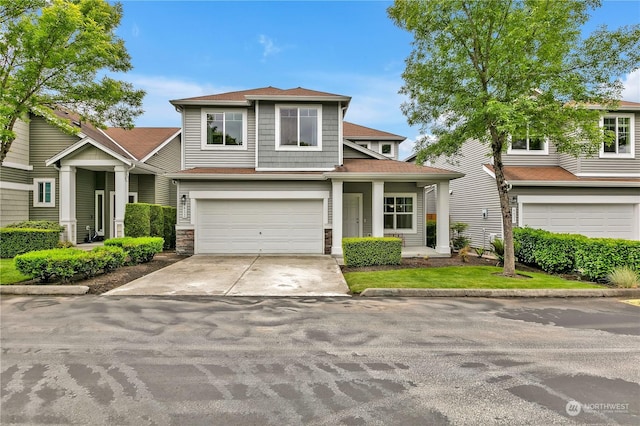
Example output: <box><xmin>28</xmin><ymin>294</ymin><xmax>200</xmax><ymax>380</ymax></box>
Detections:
<box><xmin>149</xmin><ymin>204</ymin><xmax>164</xmax><ymax>238</ymax></box>
<box><xmin>474</xmin><ymin>247</ymin><xmax>486</xmax><ymax>258</ymax></box>
<box><xmin>15</xmin><ymin>248</ymin><xmax>85</xmax><ymax>283</ymax></box>
<box><xmin>514</xmin><ymin>227</ymin><xmax>548</xmax><ymax>265</ymax></box>
<box><xmin>342</xmin><ymin>237</ymin><xmax>402</xmax><ymax>267</ymax></box>
<box><xmin>80</xmin><ymin>245</ymin><xmax>127</xmax><ymax>276</ymax></box>
<box><xmin>124</xmin><ymin>203</ymin><xmax>151</xmax><ymax>237</ymax></box>
<box><xmin>490</xmin><ymin>238</ymin><xmax>505</xmax><ymax>265</ymax></box>
<box><xmin>606</xmin><ymin>266</ymin><xmax>639</xmax><ymax>288</ymax></box>
<box><xmin>575</xmin><ymin>238</ymin><xmax>640</xmax><ymax>282</ymax></box>
<box><xmin>162</xmin><ymin>206</ymin><xmax>177</xmax><ymax>249</ymax></box>
<box><xmin>450</xmin><ymin>222</ymin><xmax>470</xmax><ymax>250</ymax></box>
<box><xmin>0</xmin><ymin>228</ymin><xmax>61</xmax><ymax>258</ymax></box>
<box><xmin>426</xmin><ymin>220</ymin><xmax>437</xmax><ymax>248</ymax></box>
<box><xmin>105</xmin><ymin>236</ymin><xmax>164</xmax><ymax>264</ymax></box>
<box><xmin>5</xmin><ymin>220</ymin><xmax>64</xmax><ymax>231</ymax></box>
<box><xmin>532</xmin><ymin>233</ymin><xmax>586</xmax><ymax>274</ymax></box>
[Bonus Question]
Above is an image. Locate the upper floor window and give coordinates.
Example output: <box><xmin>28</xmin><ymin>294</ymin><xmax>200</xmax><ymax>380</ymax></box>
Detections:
<box><xmin>275</xmin><ymin>105</ymin><xmax>322</xmax><ymax>150</ymax></box>
<box><xmin>357</xmin><ymin>142</ymin><xmax>371</xmax><ymax>149</ymax></box>
<box><xmin>34</xmin><ymin>178</ymin><xmax>55</xmax><ymax>207</ymax></box>
<box><xmin>601</xmin><ymin>113</ymin><xmax>635</xmax><ymax>158</ymax></box>
<box><xmin>201</xmin><ymin>109</ymin><xmax>247</xmax><ymax>150</ymax></box>
<box><xmin>380</xmin><ymin>143</ymin><xmax>394</xmax><ymax>157</ymax></box>
<box><xmin>507</xmin><ymin>126</ymin><xmax>548</xmax><ymax>155</ymax></box>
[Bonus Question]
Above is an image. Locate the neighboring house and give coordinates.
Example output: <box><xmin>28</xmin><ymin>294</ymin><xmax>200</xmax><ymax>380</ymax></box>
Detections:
<box><xmin>423</xmin><ymin>101</ymin><xmax>640</xmax><ymax>248</ymax></box>
<box><xmin>167</xmin><ymin>86</ymin><xmax>463</xmax><ymax>255</ymax></box>
<box><xmin>0</xmin><ymin>108</ymin><xmax>181</xmax><ymax>243</ymax></box>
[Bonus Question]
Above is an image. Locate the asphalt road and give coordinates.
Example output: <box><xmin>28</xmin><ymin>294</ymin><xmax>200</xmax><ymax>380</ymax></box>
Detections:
<box><xmin>1</xmin><ymin>296</ymin><xmax>638</xmax><ymax>425</ymax></box>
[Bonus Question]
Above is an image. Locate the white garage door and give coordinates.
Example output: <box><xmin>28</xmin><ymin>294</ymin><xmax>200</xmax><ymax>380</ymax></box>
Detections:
<box><xmin>522</xmin><ymin>203</ymin><xmax>637</xmax><ymax>239</ymax></box>
<box><xmin>196</xmin><ymin>199</ymin><xmax>323</xmax><ymax>254</ymax></box>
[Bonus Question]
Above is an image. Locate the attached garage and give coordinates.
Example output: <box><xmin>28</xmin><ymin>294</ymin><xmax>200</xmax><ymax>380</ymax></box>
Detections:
<box><xmin>520</xmin><ymin>199</ymin><xmax>639</xmax><ymax>240</ymax></box>
<box><xmin>195</xmin><ymin>199</ymin><xmax>324</xmax><ymax>254</ymax></box>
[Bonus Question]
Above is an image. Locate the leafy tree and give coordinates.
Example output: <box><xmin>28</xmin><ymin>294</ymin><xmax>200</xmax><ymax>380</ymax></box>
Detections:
<box><xmin>0</xmin><ymin>0</ymin><xmax>144</xmax><ymax>162</ymax></box>
<box><xmin>389</xmin><ymin>0</ymin><xmax>640</xmax><ymax>276</ymax></box>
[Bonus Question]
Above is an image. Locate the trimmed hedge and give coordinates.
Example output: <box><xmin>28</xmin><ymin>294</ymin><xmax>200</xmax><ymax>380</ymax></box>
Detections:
<box><xmin>162</xmin><ymin>206</ymin><xmax>177</xmax><ymax>249</ymax></box>
<box><xmin>105</xmin><ymin>236</ymin><xmax>164</xmax><ymax>264</ymax></box>
<box><xmin>514</xmin><ymin>227</ymin><xmax>640</xmax><ymax>281</ymax></box>
<box><xmin>14</xmin><ymin>246</ymin><xmax>127</xmax><ymax>283</ymax></box>
<box><xmin>5</xmin><ymin>220</ymin><xmax>63</xmax><ymax>231</ymax></box>
<box><xmin>343</xmin><ymin>237</ymin><xmax>402</xmax><ymax>267</ymax></box>
<box><xmin>426</xmin><ymin>220</ymin><xmax>437</xmax><ymax>248</ymax></box>
<box><xmin>0</xmin><ymin>228</ymin><xmax>61</xmax><ymax>258</ymax></box>
<box><xmin>124</xmin><ymin>203</ymin><xmax>151</xmax><ymax>237</ymax></box>
<box><xmin>149</xmin><ymin>204</ymin><xmax>164</xmax><ymax>238</ymax></box>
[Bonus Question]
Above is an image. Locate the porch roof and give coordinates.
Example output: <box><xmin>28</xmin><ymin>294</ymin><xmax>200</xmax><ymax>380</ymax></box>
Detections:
<box><xmin>104</xmin><ymin>127</ymin><xmax>180</xmax><ymax>161</ymax></box>
<box><xmin>484</xmin><ymin>165</ymin><xmax>640</xmax><ymax>187</ymax></box>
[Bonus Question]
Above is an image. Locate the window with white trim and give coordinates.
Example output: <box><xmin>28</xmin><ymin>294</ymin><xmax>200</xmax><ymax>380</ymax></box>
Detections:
<box><xmin>384</xmin><ymin>193</ymin><xmax>416</xmax><ymax>233</ymax></box>
<box><xmin>380</xmin><ymin>143</ymin><xmax>394</xmax><ymax>157</ymax></box>
<box><xmin>275</xmin><ymin>105</ymin><xmax>322</xmax><ymax>150</ymax></box>
<box><xmin>34</xmin><ymin>178</ymin><xmax>55</xmax><ymax>207</ymax></box>
<box><xmin>601</xmin><ymin>113</ymin><xmax>635</xmax><ymax>158</ymax></box>
<box><xmin>357</xmin><ymin>142</ymin><xmax>371</xmax><ymax>149</ymax></box>
<box><xmin>508</xmin><ymin>126</ymin><xmax>548</xmax><ymax>155</ymax></box>
<box><xmin>201</xmin><ymin>109</ymin><xmax>247</xmax><ymax>150</ymax></box>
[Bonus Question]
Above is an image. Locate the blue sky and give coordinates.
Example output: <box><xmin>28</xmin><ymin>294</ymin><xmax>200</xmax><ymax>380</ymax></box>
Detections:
<box><xmin>115</xmin><ymin>0</ymin><xmax>640</xmax><ymax>159</ymax></box>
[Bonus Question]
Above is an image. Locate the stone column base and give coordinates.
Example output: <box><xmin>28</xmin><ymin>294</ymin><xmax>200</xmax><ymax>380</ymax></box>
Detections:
<box><xmin>176</xmin><ymin>229</ymin><xmax>194</xmax><ymax>255</ymax></box>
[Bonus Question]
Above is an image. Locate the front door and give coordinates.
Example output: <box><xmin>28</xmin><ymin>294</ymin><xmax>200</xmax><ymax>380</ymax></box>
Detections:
<box><xmin>343</xmin><ymin>193</ymin><xmax>362</xmax><ymax>238</ymax></box>
<box><xmin>95</xmin><ymin>190</ymin><xmax>105</xmax><ymax>236</ymax></box>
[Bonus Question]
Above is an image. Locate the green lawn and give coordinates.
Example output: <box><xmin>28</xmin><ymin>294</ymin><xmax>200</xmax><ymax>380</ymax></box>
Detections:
<box><xmin>344</xmin><ymin>266</ymin><xmax>602</xmax><ymax>294</ymax></box>
<box><xmin>0</xmin><ymin>258</ymin><xmax>32</xmax><ymax>285</ymax></box>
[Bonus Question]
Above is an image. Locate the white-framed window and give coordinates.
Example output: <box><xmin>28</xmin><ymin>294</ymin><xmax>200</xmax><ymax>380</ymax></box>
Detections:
<box><xmin>201</xmin><ymin>109</ymin><xmax>248</xmax><ymax>150</ymax></box>
<box><xmin>600</xmin><ymin>113</ymin><xmax>635</xmax><ymax>158</ymax></box>
<box><xmin>380</xmin><ymin>143</ymin><xmax>394</xmax><ymax>157</ymax></box>
<box><xmin>383</xmin><ymin>193</ymin><xmax>416</xmax><ymax>233</ymax></box>
<box><xmin>33</xmin><ymin>178</ymin><xmax>55</xmax><ymax>207</ymax></box>
<box><xmin>275</xmin><ymin>104</ymin><xmax>322</xmax><ymax>150</ymax></box>
<box><xmin>507</xmin><ymin>126</ymin><xmax>548</xmax><ymax>155</ymax></box>
<box><xmin>357</xmin><ymin>142</ymin><xmax>371</xmax><ymax>149</ymax></box>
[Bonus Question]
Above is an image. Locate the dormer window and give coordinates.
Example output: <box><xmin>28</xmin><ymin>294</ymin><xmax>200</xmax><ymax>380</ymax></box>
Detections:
<box><xmin>507</xmin><ymin>126</ymin><xmax>548</xmax><ymax>155</ymax></box>
<box><xmin>601</xmin><ymin>114</ymin><xmax>634</xmax><ymax>158</ymax></box>
<box><xmin>275</xmin><ymin>104</ymin><xmax>322</xmax><ymax>150</ymax></box>
<box><xmin>201</xmin><ymin>109</ymin><xmax>248</xmax><ymax>150</ymax></box>
<box><xmin>380</xmin><ymin>143</ymin><xmax>394</xmax><ymax>157</ymax></box>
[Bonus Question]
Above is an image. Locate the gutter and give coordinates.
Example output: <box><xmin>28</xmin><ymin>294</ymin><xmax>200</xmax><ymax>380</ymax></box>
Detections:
<box><xmin>165</xmin><ymin>173</ymin><xmax>327</xmax><ymax>181</ymax></box>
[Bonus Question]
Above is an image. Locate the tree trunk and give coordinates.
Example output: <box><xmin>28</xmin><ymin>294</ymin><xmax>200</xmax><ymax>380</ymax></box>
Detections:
<box><xmin>491</xmin><ymin>143</ymin><xmax>516</xmax><ymax>277</ymax></box>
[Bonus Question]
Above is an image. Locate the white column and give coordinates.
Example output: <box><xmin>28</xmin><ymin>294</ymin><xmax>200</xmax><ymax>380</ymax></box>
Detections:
<box><xmin>113</xmin><ymin>165</ymin><xmax>128</xmax><ymax>238</ymax></box>
<box><xmin>371</xmin><ymin>181</ymin><xmax>384</xmax><ymax>237</ymax></box>
<box><xmin>436</xmin><ymin>180</ymin><xmax>451</xmax><ymax>255</ymax></box>
<box><xmin>331</xmin><ymin>180</ymin><xmax>343</xmax><ymax>255</ymax></box>
<box><xmin>59</xmin><ymin>165</ymin><xmax>77</xmax><ymax>243</ymax></box>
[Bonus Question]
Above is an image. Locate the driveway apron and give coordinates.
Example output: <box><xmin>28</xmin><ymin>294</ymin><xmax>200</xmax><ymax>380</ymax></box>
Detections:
<box><xmin>103</xmin><ymin>255</ymin><xmax>350</xmax><ymax>297</ymax></box>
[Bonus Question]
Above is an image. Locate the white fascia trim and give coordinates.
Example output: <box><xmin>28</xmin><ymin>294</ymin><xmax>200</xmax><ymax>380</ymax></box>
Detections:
<box><xmin>518</xmin><ymin>195</ymin><xmax>640</xmax><ymax>204</ymax></box>
<box><xmin>201</xmin><ymin>108</ymin><xmax>249</xmax><ymax>151</ymax></box>
<box><xmin>575</xmin><ymin>172</ymin><xmax>640</xmax><ymax>178</ymax></box>
<box><xmin>255</xmin><ymin>100</ymin><xmax>260</xmax><ymax>168</ymax></box>
<box><xmin>256</xmin><ymin>167</ymin><xmax>334</xmax><ymax>172</ymax></box>
<box><xmin>170</xmin><ymin>100</ymin><xmax>251</xmax><ymax>107</ymax></box>
<box><xmin>62</xmin><ymin>159</ymin><xmax>127</xmax><ymax>167</ymax></box>
<box><xmin>140</xmin><ymin>129</ymin><xmax>182</xmax><ymax>162</ymax></box>
<box><xmin>482</xmin><ymin>164</ymin><xmax>497</xmax><ymax>179</ymax></box>
<box><xmin>97</xmin><ymin>128</ymin><xmax>138</xmax><ymax>160</ymax></box>
<box><xmin>176</xmin><ymin>224</ymin><xmax>195</xmax><ymax>230</ymax></box>
<box><xmin>325</xmin><ymin>172</ymin><xmax>464</xmax><ymax>181</ymax></box>
<box><xmin>512</xmin><ymin>180</ymin><xmax>640</xmax><ymax>187</ymax></box>
<box><xmin>189</xmin><ymin>190</ymin><xmax>330</xmax><ymax>200</ymax></box>
<box><xmin>245</xmin><ymin>95</ymin><xmax>351</xmax><ymax>103</ymax></box>
<box><xmin>586</xmin><ymin>104</ymin><xmax>640</xmax><ymax>111</ymax></box>
<box><xmin>167</xmin><ymin>173</ymin><xmax>326</xmax><ymax>181</ymax></box>
<box><xmin>343</xmin><ymin>140</ymin><xmax>388</xmax><ymax>160</ymax></box>
<box><xmin>338</xmin><ymin>102</ymin><xmax>344</xmax><ymax>166</ymax></box>
<box><xmin>46</xmin><ymin>137</ymin><xmax>133</xmax><ymax>167</ymax></box>
<box><xmin>1</xmin><ymin>161</ymin><xmax>33</xmax><ymax>171</ymax></box>
<box><xmin>0</xmin><ymin>181</ymin><xmax>32</xmax><ymax>191</ymax></box>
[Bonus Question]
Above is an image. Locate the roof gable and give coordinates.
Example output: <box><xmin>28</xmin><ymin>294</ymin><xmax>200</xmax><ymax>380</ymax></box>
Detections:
<box><xmin>104</xmin><ymin>127</ymin><xmax>180</xmax><ymax>161</ymax></box>
<box><xmin>171</xmin><ymin>86</ymin><xmax>350</xmax><ymax>104</ymax></box>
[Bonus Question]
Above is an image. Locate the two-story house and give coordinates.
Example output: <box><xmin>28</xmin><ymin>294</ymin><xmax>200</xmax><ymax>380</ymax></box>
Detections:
<box><xmin>167</xmin><ymin>86</ymin><xmax>463</xmax><ymax>256</ymax></box>
<box><xmin>0</xmin><ymin>108</ymin><xmax>181</xmax><ymax>243</ymax></box>
<box><xmin>425</xmin><ymin>101</ymin><xmax>640</xmax><ymax>247</ymax></box>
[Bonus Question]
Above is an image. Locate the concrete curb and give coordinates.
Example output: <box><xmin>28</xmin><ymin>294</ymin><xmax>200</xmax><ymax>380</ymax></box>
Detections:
<box><xmin>359</xmin><ymin>288</ymin><xmax>640</xmax><ymax>298</ymax></box>
<box><xmin>0</xmin><ymin>285</ymin><xmax>89</xmax><ymax>296</ymax></box>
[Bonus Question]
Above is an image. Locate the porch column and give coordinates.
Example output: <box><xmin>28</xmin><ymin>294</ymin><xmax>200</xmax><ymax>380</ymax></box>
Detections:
<box><xmin>59</xmin><ymin>165</ymin><xmax>76</xmax><ymax>243</ymax></box>
<box><xmin>436</xmin><ymin>180</ymin><xmax>451</xmax><ymax>255</ymax></box>
<box><xmin>331</xmin><ymin>180</ymin><xmax>343</xmax><ymax>255</ymax></box>
<box><xmin>371</xmin><ymin>180</ymin><xmax>384</xmax><ymax>237</ymax></box>
<box><xmin>113</xmin><ymin>165</ymin><xmax>128</xmax><ymax>238</ymax></box>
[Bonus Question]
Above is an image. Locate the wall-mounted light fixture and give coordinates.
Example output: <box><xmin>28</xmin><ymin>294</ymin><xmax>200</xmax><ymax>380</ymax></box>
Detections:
<box><xmin>181</xmin><ymin>194</ymin><xmax>187</xmax><ymax>205</ymax></box>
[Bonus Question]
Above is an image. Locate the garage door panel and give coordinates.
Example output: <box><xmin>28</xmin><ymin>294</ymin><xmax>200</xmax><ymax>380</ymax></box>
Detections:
<box><xmin>522</xmin><ymin>203</ymin><xmax>636</xmax><ymax>240</ymax></box>
<box><xmin>196</xmin><ymin>199</ymin><xmax>323</xmax><ymax>254</ymax></box>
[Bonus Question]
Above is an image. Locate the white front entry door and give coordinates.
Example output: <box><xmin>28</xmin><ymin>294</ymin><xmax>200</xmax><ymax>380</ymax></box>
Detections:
<box><xmin>343</xmin><ymin>193</ymin><xmax>363</xmax><ymax>238</ymax></box>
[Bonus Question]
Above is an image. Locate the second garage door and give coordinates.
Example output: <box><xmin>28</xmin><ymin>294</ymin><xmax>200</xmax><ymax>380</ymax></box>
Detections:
<box><xmin>521</xmin><ymin>203</ymin><xmax>637</xmax><ymax>239</ymax></box>
<box><xmin>196</xmin><ymin>199</ymin><xmax>323</xmax><ymax>254</ymax></box>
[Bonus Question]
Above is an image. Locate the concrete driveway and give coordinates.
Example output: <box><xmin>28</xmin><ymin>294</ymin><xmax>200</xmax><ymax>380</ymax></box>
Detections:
<box><xmin>104</xmin><ymin>255</ymin><xmax>350</xmax><ymax>297</ymax></box>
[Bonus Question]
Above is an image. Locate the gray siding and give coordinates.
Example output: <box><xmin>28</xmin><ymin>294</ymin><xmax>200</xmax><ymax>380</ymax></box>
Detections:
<box><xmin>28</xmin><ymin>116</ymin><xmax>79</xmax><ymax>222</ymax></box>
<box><xmin>4</xmin><ymin>118</ymin><xmax>30</xmax><ymax>166</ymax></box>
<box><xmin>0</xmin><ymin>166</ymin><xmax>29</xmax><ymax>184</ymax></box>
<box><xmin>343</xmin><ymin>145</ymin><xmax>372</xmax><ymax>159</ymax></box>
<box><xmin>503</xmin><ymin>141</ymin><xmax>559</xmax><ymax>166</ymax></box>
<box><xmin>558</xmin><ymin>152</ymin><xmax>579</xmax><ymax>174</ymax></box>
<box><xmin>0</xmin><ymin>188</ymin><xmax>29</xmax><ymax>226</ymax></box>
<box><xmin>137</xmin><ymin>174</ymin><xmax>155</xmax><ymax>204</ymax></box>
<box><xmin>257</xmin><ymin>102</ymin><xmax>340</xmax><ymax>169</ymax></box>
<box><xmin>75</xmin><ymin>169</ymin><xmax>96</xmax><ymax>244</ymax></box>
<box><xmin>576</xmin><ymin>111</ymin><xmax>640</xmax><ymax>175</ymax></box>
<box><xmin>177</xmin><ymin>180</ymin><xmax>331</xmax><ymax>226</ymax></box>
<box><xmin>432</xmin><ymin>139</ymin><xmax>503</xmax><ymax>249</ymax></box>
<box><xmin>183</xmin><ymin>106</ymin><xmax>255</xmax><ymax>168</ymax></box>
<box><xmin>146</xmin><ymin>136</ymin><xmax>181</xmax><ymax>206</ymax></box>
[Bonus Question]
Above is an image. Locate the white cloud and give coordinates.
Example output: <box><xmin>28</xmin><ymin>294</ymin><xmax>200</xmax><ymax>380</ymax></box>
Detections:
<box><xmin>258</xmin><ymin>34</ymin><xmax>283</xmax><ymax>59</ymax></box>
<box><xmin>398</xmin><ymin>134</ymin><xmax>436</xmax><ymax>162</ymax></box>
<box><xmin>622</xmin><ymin>69</ymin><xmax>640</xmax><ymax>102</ymax></box>
<box><xmin>131</xmin><ymin>23</ymin><xmax>140</xmax><ymax>38</ymax></box>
